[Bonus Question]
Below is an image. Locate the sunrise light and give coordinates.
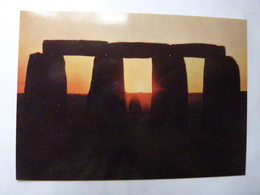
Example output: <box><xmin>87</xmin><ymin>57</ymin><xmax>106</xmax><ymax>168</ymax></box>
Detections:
<box><xmin>123</xmin><ymin>58</ymin><xmax>152</xmax><ymax>93</ymax></box>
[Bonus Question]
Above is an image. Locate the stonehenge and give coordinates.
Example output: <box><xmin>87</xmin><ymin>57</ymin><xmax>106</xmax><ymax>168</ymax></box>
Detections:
<box><xmin>24</xmin><ymin>40</ymin><xmax>241</xmax><ymax>132</ymax></box>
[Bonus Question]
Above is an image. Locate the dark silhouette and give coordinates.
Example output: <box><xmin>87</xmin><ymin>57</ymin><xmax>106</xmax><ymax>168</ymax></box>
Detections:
<box><xmin>203</xmin><ymin>56</ymin><xmax>241</xmax><ymax>134</ymax></box>
<box><xmin>24</xmin><ymin>52</ymin><xmax>67</xmax><ymax>121</ymax></box>
<box><xmin>129</xmin><ymin>95</ymin><xmax>142</xmax><ymax>114</ymax></box>
<box><xmin>43</xmin><ymin>40</ymin><xmax>109</xmax><ymax>56</ymax></box>
<box><xmin>85</xmin><ymin>55</ymin><xmax>128</xmax><ymax>142</ymax></box>
<box><xmin>171</xmin><ymin>43</ymin><xmax>225</xmax><ymax>58</ymax></box>
<box><xmin>202</xmin><ymin>56</ymin><xmax>244</xmax><ymax>174</ymax></box>
<box><xmin>109</xmin><ymin>42</ymin><xmax>170</xmax><ymax>58</ymax></box>
<box><xmin>17</xmin><ymin>40</ymin><xmax>246</xmax><ymax>180</ymax></box>
<box><xmin>150</xmin><ymin>52</ymin><xmax>188</xmax><ymax>132</ymax></box>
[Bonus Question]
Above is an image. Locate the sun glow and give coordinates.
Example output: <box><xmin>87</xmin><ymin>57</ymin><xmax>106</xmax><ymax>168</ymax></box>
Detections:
<box><xmin>64</xmin><ymin>56</ymin><xmax>94</xmax><ymax>94</ymax></box>
<box><xmin>18</xmin><ymin>11</ymin><xmax>247</xmax><ymax>94</ymax></box>
<box><xmin>64</xmin><ymin>57</ymin><xmax>153</xmax><ymax>94</ymax></box>
<box><xmin>123</xmin><ymin>58</ymin><xmax>152</xmax><ymax>93</ymax></box>
<box><xmin>184</xmin><ymin>58</ymin><xmax>205</xmax><ymax>93</ymax></box>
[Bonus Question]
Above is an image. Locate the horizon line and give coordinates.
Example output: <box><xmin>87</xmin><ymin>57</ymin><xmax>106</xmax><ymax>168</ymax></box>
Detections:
<box><xmin>17</xmin><ymin>91</ymin><xmax>247</xmax><ymax>95</ymax></box>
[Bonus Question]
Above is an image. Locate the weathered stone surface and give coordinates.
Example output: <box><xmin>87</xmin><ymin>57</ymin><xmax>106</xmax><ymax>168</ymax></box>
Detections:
<box><xmin>86</xmin><ymin>56</ymin><xmax>127</xmax><ymax>135</ymax></box>
<box><xmin>43</xmin><ymin>40</ymin><xmax>109</xmax><ymax>56</ymax></box>
<box><xmin>109</xmin><ymin>42</ymin><xmax>171</xmax><ymax>58</ymax></box>
<box><xmin>150</xmin><ymin>53</ymin><xmax>188</xmax><ymax>131</ymax></box>
<box><xmin>24</xmin><ymin>53</ymin><xmax>67</xmax><ymax>120</ymax></box>
<box><xmin>171</xmin><ymin>44</ymin><xmax>225</xmax><ymax>58</ymax></box>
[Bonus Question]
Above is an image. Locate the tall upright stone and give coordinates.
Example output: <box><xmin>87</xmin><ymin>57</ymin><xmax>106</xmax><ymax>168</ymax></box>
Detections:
<box><xmin>86</xmin><ymin>55</ymin><xmax>127</xmax><ymax>136</ymax></box>
<box><xmin>203</xmin><ymin>56</ymin><xmax>242</xmax><ymax>173</ymax></box>
<box><xmin>24</xmin><ymin>53</ymin><xmax>67</xmax><ymax>121</ymax></box>
<box><xmin>150</xmin><ymin>53</ymin><xmax>188</xmax><ymax>132</ymax></box>
<box><xmin>203</xmin><ymin>56</ymin><xmax>240</xmax><ymax>134</ymax></box>
<box><xmin>20</xmin><ymin>53</ymin><xmax>68</xmax><ymax>179</ymax></box>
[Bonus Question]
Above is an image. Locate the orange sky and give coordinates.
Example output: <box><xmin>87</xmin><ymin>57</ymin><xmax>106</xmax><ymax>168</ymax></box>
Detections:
<box><xmin>18</xmin><ymin>11</ymin><xmax>247</xmax><ymax>94</ymax></box>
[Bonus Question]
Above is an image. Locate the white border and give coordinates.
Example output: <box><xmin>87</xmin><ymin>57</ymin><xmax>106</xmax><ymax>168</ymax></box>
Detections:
<box><xmin>1</xmin><ymin>0</ymin><xmax>259</xmax><ymax>194</ymax></box>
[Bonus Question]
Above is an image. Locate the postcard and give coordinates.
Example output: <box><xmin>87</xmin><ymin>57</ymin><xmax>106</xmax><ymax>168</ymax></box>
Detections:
<box><xmin>16</xmin><ymin>11</ymin><xmax>247</xmax><ymax>180</ymax></box>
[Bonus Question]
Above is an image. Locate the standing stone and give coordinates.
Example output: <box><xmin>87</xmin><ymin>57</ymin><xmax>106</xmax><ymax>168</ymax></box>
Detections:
<box><xmin>150</xmin><ymin>53</ymin><xmax>188</xmax><ymax>132</ymax></box>
<box><xmin>203</xmin><ymin>56</ymin><xmax>242</xmax><ymax>174</ymax></box>
<box><xmin>222</xmin><ymin>56</ymin><xmax>241</xmax><ymax>104</ymax></box>
<box><xmin>203</xmin><ymin>56</ymin><xmax>240</xmax><ymax>134</ymax></box>
<box><xmin>24</xmin><ymin>53</ymin><xmax>67</xmax><ymax>121</ymax></box>
<box><xmin>220</xmin><ymin>56</ymin><xmax>241</xmax><ymax>129</ymax></box>
<box><xmin>20</xmin><ymin>53</ymin><xmax>68</xmax><ymax>179</ymax></box>
<box><xmin>86</xmin><ymin>55</ymin><xmax>127</xmax><ymax>137</ymax></box>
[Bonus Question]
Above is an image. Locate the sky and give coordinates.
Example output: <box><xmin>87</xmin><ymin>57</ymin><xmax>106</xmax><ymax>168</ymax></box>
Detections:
<box><xmin>18</xmin><ymin>11</ymin><xmax>247</xmax><ymax>94</ymax></box>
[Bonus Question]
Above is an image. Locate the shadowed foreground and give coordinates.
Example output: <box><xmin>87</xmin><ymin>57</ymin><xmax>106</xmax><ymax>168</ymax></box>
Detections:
<box><xmin>16</xmin><ymin>92</ymin><xmax>246</xmax><ymax>180</ymax></box>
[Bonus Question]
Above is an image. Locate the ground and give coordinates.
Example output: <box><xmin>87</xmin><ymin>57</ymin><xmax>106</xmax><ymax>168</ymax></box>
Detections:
<box><xmin>16</xmin><ymin>92</ymin><xmax>247</xmax><ymax>180</ymax></box>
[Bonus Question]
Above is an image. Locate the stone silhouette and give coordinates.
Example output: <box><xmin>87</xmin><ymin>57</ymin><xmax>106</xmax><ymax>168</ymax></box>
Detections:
<box><xmin>109</xmin><ymin>42</ymin><xmax>170</xmax><ymax>58</ymax></box>
<box><xmin>23</xmin><ymin>39</ymin><xmax>241</xmax><ymax>138</ymax></box>
<box><xmin>203</xmin><ymin>56</ymin><xmax>240</xmax><ymax>134</ymax></box>
<box><xmin>129</xmin><ymin>95</ymin><xmax>142</xmax><ymax>114</ymax></box>
<box><xmin>86</xmin><ymin>55</ymin><xmax>127</xmax><ymax>134</ymax></box>
<box><xmin>202</xmin><ymin>56</ymin><xmax>242</xmax><ymax>174</ymax></box>
<box><xmin>171</xmin><ymin>43</ymin><xmax>225</xmax><ymax>58</ymax></box>
<box><xmin>21</xmin><ymin>52</ymin><xmax>69</xmax><ymax>179</ymax></box>
<box><xmin>18</xmin><ymin>40</ymin><xmax>245</xmax><ymax>180</ymax></box>
<box><xmin>43</xmin><ymin>40</ymin><xmax>109</xmax><ymax>56</ymax></box>
<box><xmin>150</xmin><ymin>52</ymin><xmax>188</xmax><ymax>132</ymax></box>
<box><xmin>24</xmin><ymin>52</ymin><xmax>67</xmax><ymax>121</ymax></box>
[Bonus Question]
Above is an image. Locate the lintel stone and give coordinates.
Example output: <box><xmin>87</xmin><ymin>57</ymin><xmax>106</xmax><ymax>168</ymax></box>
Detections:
<box><xmin>109</xmin><ymin>42</ymin><xmax>171</xmax><ymax>58</ymax></box>
<box><xmin>43</xmin><ymin>40</ymin><xmax>109</xmax><ymax>56</ymax></box>
<box><xmin>43</xmin><ymin>40</ymin><xmax>226</xmax><ymax>59</ymax></box>
<box><xmin>171</xmin><ymin>43</ymin><xmax>225</xmax><ymax>58</ymax></box>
